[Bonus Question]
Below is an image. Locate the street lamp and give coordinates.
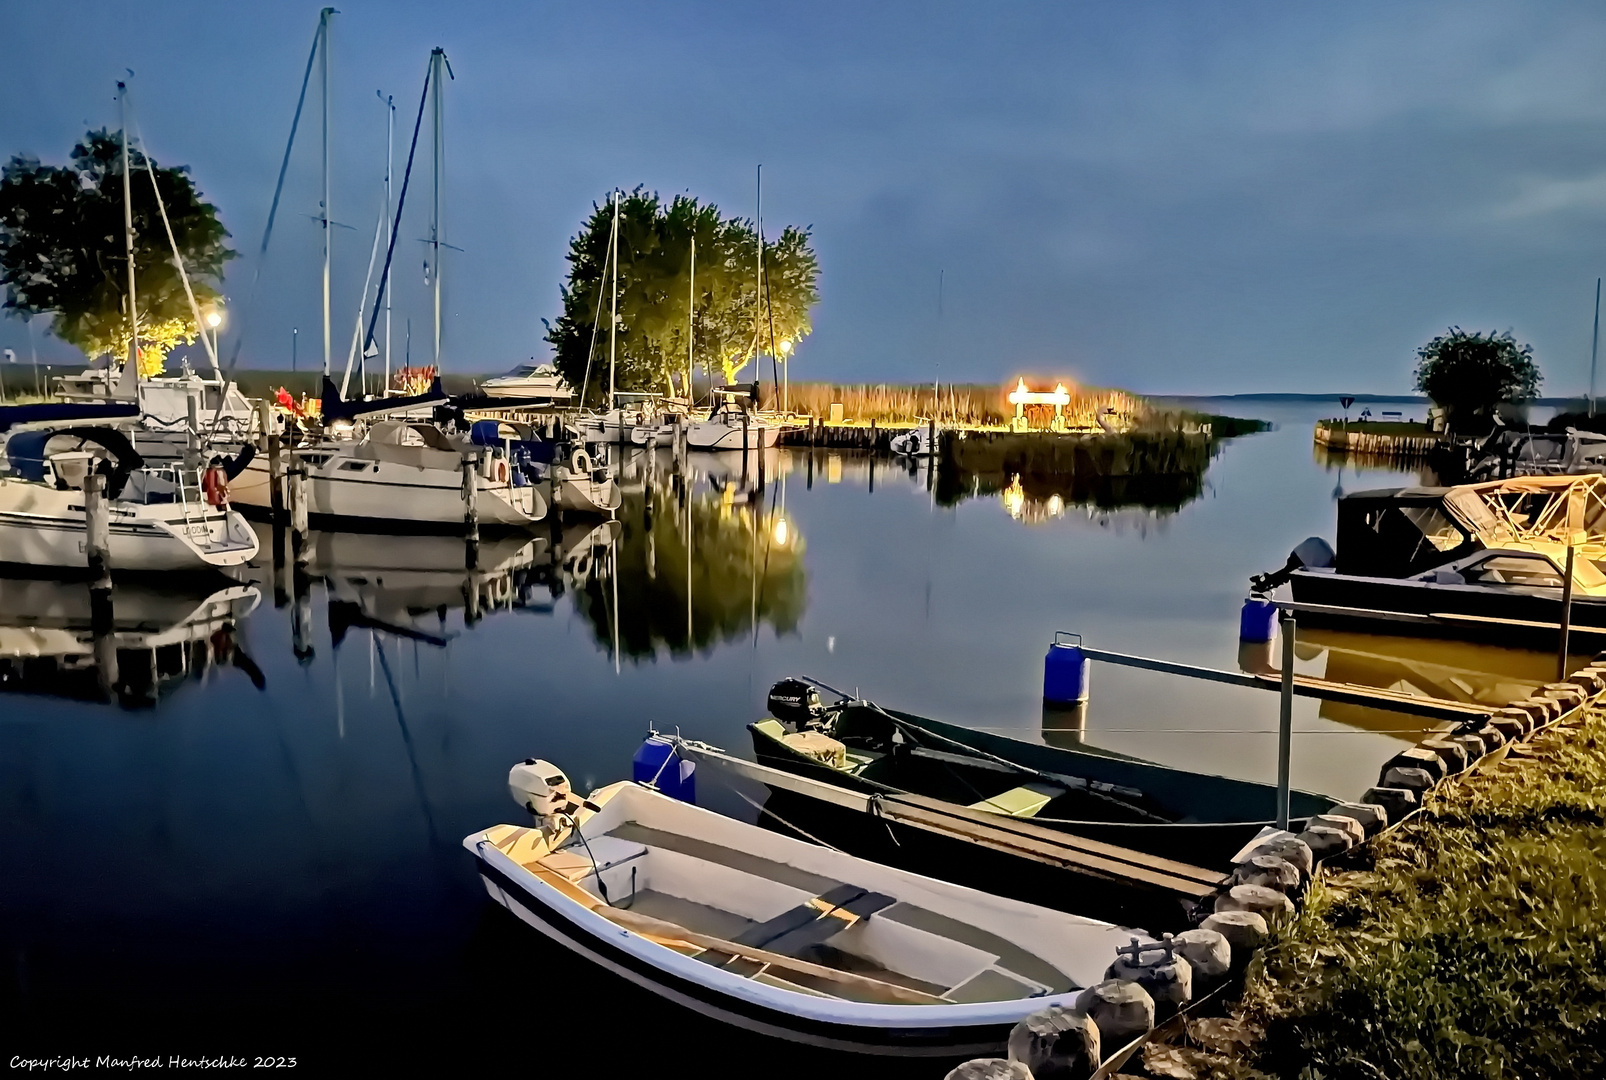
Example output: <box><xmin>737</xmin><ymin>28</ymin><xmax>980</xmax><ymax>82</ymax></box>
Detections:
<box><xmin>203</xmin><ymin>307</ymin><xmax>224</xmax><ymax>373</ymax></box>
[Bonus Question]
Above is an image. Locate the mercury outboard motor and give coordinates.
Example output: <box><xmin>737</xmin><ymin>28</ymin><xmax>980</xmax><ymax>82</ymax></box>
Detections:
<box><xmin>1250</xmin><ymin>536</ymin><xmax>1336</xmax><ymax>593</ymax></box>
<box><xmin>768</xmin><ymin>677</ymin><xmax>827</xmax><ymax>732</ymax></box>
<box><xmin>508</xmin><ymin>758</ymin><xmax>596</xmax><ymax>837</ymax></box>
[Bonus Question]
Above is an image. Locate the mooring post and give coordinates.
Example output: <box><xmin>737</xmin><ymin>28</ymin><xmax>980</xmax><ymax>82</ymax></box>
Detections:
<box><xmin>83</xmin><ymin>470</ymin><xmax>112</xmax><ymax>590</ymax></box>
<box><xmin>1276</xmin><ymin>610</ymin><xmax>1296</xmax><ymax>832</ymax></box>
<box><xmin>757</xmin><ymin>436</ymin><xmax>766</xmax><ymax>494</ymax></box>
<box><xmin>287</xmin><ymin>458</ymin><xmax>309</xmax><ymax>567</ymax></box>
<box><xmin>1559</xmin><ymin>544</ymin><xmax>1576</xmax><ymax>680</ymax></box>
<box><xmin>462</xmin><ymin>453</ymin><xmax>480</xmax><ymax>570</ymax></box>
<box><xmin>260</xmin><ymin>399</ymin><xmax>286</xmax><ymax>525</ymax></box>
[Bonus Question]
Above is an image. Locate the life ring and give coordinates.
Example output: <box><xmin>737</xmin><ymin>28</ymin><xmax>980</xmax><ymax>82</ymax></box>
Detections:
<box><xmin>571</xmin><ymin>448</ymin><xmax>592</xmax><ymax>474</ymax></box>
<box><xmin>201</xmin><ymin>466</ymin><xmax>230</xmax><ymax>508</ymax></box>
<box><xmin>492</xmin><ymin>458</ymin><xmax>509</xmax><ymax>484</ymax></box>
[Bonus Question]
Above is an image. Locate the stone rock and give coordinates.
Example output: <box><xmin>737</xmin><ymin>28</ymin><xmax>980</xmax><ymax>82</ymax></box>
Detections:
<box><xmin>1074</xmin><ymin>979</ymin><xmax>1154</xmax><ymax>1048</ymax></box>
<box><xmin>1214</xmin><ymin>883</ymin><xmax>1294</xmax><ymax>920</ymax></box>
<box><xmin>1171</xmin><ymin>929</ymin><xmax>1232</xmax><ymax>991</ymax></box>
<box><xmin>1105</xmin><ymin>939</ymin><xmax>1193</xmax><ymax>1018</ymax></box>
<box><xmin>1331</xmin><ymin>801</ymin><xmax>1388</xmax><ymax>835</ymax></box>
<box><xmin>1462</xmin><ymin>724</ymin><xmax>1506</xmax><ymax>754</ymax></box>
<box><xmin>1496</xmin><ymin>700</ymin><xmax>1535</xmax><ymax>732</ymax></box>
<box><xmin>1297</xmin><ymin>824</ymin><xmax>1353</xmax><ymax>860</ymax></box>
<box><xmin>1418</xmin><ymin>738</ymin><xmax>1469</xmax><ymax>775</ymax></box>
<box><xmin>946</xmin><ymin>1059</ymin><xmax>1034</xmax><ymax>1080</ymax></box>
<box><xmin>1452</xmin><ymin>733</ymin><xmax>1487</xmax><ymax>767</ymax></box>
<box><xmin>1360</xmin><ymin>786</ymin><xmax>1417</xmax><ymax>823</ymax></box>
<box><xmin>1488</xmin><ymin>715</ymin><xmax>1527</xmax><ymax>743</ymax></box>
<box><xmin>1542</xmin><ymin>682</ymin><xmax>1584</xmax><ymax>708</ymax></box>
<box><xmin>1232</xmin><ymin>854</ymin><xmax>1302</xmax><ymax>893</ymax></box>
<box><xmin>1518</xmin><ymin>697</ymin><xmax>1560</xmax><ymax>723</ymax></box>
<box><xmin>1380</xmin><ymin>765</ymin><xmax>1435</xmax><ymax>793</ymax></box>
<box><xmin>1200</xmin><ymin>910</ymin><xmax>1269</xmax><ymax>971</ymax></box>
<box><xmin>1381</xmin><ymin>746</ymin><xmax>1445</xmax><ymax>784</ymax></box>
<box><xmin>1307</xmin><ymin>813</ymin><xmax>1365</xmax><ymax>846</ymax></box>
<box><xmin>1567</xmin><ymin>669</ymin><xmax>1605</xmax><ymax>695</ymax></box>
<box><xmin>1244</xmin><ymin>835</ymin><xmax>1314</xmax><ymax>876</ymax></box>
<box><xmin>1007</xmin><ymin>1006</ymin><xmax>1100</xmax><ymax>1080</ymax></box>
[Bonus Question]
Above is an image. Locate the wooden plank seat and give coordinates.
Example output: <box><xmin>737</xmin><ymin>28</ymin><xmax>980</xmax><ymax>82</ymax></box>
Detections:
<box><xmin>731</xmin><ymin>884</ymin><xmax>897</xmax><ymax>957</ymax></box>
<box><xmin>968</xmin><ymin>782</ymin><xmax>1064</xmax><ymax>818</ymax></box>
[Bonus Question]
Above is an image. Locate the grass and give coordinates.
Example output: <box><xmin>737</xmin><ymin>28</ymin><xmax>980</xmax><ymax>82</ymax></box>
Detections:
<box><xmin>783</xmin><ymin>381</ymin><xmax>1147</xmax><ymax>428</ymax></box>
<box><xmin>1173</xmin><ymin>706</ymin><xmax>1606</xmax><ymax>1080</ymax></box>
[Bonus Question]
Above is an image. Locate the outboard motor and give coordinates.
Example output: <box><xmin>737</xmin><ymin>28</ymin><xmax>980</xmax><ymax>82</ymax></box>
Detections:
<box><xmin>1250</xmin><ymin>536</ymin><xmax>1335</xmax><ymax>593</ymax></box>
<box><xmin>508</xmin><ymin>758</ymin><xmax>591</xmax><ymax>836</ymax></box>
<box><xmin>768</xmin><ymin>677</ymin><xmax>827</xmax><ymax>732</ymax></box>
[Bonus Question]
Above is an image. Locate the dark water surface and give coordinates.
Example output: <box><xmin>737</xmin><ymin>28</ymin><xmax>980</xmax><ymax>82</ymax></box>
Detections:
<box><xmin>1</xmin><ymin>401</ymin><xmax>1567</xmax><ymax>1068</ymax></box>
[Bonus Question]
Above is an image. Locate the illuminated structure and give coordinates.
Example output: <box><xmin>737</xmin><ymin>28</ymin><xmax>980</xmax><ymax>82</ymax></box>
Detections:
<box><xmin>1006</xmin><ymin>378</ymin><xmax>1072</xmax><ymax>432</ymax></box>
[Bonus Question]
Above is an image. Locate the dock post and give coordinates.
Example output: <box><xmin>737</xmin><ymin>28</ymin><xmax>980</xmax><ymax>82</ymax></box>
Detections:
<box><xmin>1558</xmin><ymin>544</ymin><xmax>1576</xmax><ymax>680</ymax></box>
<box><xmin>462</xmin><ymin>454</ymin><xmax>480</xmax><ymax>570</ymax></box>
<box><xmin>260</xmin><ymin>399</ymin><xmax>286</xmax><ymax>522</ymax></box>
<box><xmin>84</xmin><ymin>468</ymin><xmax>117</xmax><ymax>697</ymax></box>
<box><xmin>807</xmin><ymin>446</ymin><xmax>814</xmax><ymax>489</ymax></box>
<box><xmin>1276</xmin><ymin>610</ymin><xmax>1295</xmax><ymax>832</ymax></box>
<box><xmin>287</xmin><ymin>458</ymin><xmax>309</xmax><ymax>567</ymax></box>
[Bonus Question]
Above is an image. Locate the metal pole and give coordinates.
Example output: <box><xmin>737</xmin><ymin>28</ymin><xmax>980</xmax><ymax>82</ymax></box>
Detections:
<box><xmin>320</xmin><ymin>9</ymin><xmax>332</xmax><ymax>377</ymax></box>
<box><xmin>383</xmin><ymin>92</ymin><xmax>394</xmax><ymax>395</ymax></box>
<box><xmin>1591</xmin><ymin>279</ymin><xmax>1600</xmax><ymax>418</ymax></box>
<box><xmin>687</xmin><ymin>235</ymin><xmax>695</xmax><ymax>403</ymax></box>
<box><xmin>431</xmin><ymin>49</ymin><xmax>445</xmax><ymax>373</ymax></box>
<box><xmin>608</xmin><ymin>190</ymin><xmax>619</xmax><ymax>413</ymax></box>
<box><xmin>117</xmin><ymin>83</ymin><xmax>138</xmax><ymax>376</ymax></box>
<box><xmin>1559</xmin><ymin>544</ymin><xmax>1576</xmax><ymax>680</ymax></box>
<box><xmin>1276</xmin><ymin>611</ymin><xmax>1295</xmax><ymax>832</ymax></box>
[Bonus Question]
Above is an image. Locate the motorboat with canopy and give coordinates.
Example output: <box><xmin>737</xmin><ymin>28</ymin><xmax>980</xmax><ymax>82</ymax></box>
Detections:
<box><xmin>1254</xmin><ymin>474</ymin><xmax>1606</xmax><ymax>646</ymax></box>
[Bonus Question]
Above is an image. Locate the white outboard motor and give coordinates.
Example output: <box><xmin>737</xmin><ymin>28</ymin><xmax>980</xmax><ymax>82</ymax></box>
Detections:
<box><xmin>509</xmin><ymin>758</ymin><xmax>588</xmax><ymax>835</ymax></box>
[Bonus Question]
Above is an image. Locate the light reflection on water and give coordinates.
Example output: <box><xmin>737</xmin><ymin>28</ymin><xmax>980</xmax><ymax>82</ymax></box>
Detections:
<box><xmin>0</xmin><ymin>401</ymin><xmax>1571</xmax><ymax>1058</ymax></box>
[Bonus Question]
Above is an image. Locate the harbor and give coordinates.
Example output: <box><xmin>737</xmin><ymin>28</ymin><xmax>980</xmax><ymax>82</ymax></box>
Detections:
<box><xmin>5</xmin><ymin>5</ymin><xmax>1606</xmax><ymax>1078</ymax></box>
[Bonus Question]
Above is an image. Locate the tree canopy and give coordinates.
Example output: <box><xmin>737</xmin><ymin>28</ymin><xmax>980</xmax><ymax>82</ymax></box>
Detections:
<box><xmin>0</xmin><ymin>129</ymin><xmax>234</xmax><ymax>376</ymax></box>
<box><xmin>546</xmin><ymin>188</ymin><xmax>819</xmax><ymax>404</ymax></box>
<box><xmin>1413</xmin><ymin>328</ymin><xmax>1541</xmax><ymax>433</ymax></box>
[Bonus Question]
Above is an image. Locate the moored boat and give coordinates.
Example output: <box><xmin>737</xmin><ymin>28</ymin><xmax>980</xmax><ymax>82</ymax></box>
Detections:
<box><xmin>740</xmin><ymin>679</ymin><xmax>1336</xmax><ymax>870</ymax></box>
<box><xmin>464</xmin><ymin>755</ymin><xmax>1147</xmax><ymax>1057</ymax></box>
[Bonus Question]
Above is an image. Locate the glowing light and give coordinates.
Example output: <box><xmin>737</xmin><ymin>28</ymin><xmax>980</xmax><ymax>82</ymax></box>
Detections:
<box><xmin>204</xmin><ymin>310</ymin><xmax>223</xmax><ymax>329</ymax></box>
<box><xmin>778</xmin><ymin>340</ymin><xmax>793</xmax><ymax>356</ymax></box>
<box><xmin>772</xmin><ymin>517</ymin><xmax>790</xmax><ymax>546</ymax></box>
<box><xmin>1006</xmin><ymin>378</ymin><xmax>1070</xmax><ymax>407</ymax></box>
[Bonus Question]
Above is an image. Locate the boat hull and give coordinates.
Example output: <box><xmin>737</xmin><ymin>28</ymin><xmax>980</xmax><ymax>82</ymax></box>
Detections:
<box><xmin>1289</xmin><ymin>569</ymin><xmax>1606</xmax><ymax>647</ymax></box>
<box><xmin>0</xmin><ymin>480</ymin><xmax>258</xmax><ymax>572</ymax></box>
<box><xmin>232</xmin><ymin>454</ymin><xmax>545</xmax><ymax>531</ymax></box>
<box><xmin>686</xmin><ymin>422</ymin><xmax>781</xmax><ymax>451</ymax></box>
<box><xmin>469</xmin><ymin>854</ymin><xmax>1018</xmax><ymax>1058</ymax></box>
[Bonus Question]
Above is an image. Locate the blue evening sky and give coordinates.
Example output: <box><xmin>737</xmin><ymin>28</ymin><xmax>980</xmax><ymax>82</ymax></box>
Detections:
<box><xmin>2</xmin><ymin>1</ymin><xmax>1605</xmax><ymax>395</ymax></box>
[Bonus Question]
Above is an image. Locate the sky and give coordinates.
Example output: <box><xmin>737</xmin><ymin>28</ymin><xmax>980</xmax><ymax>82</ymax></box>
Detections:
<box><xmin>2</xmin><ymin>0</ymin><xmax>1606</xmax><ymax>395</ymax></box>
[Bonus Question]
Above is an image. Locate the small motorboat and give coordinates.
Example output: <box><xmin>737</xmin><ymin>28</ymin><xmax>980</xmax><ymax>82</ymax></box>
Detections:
<box><xmin>740</xmin><ymin>679</ymin><xmax>1336</xmax><ymax>870</ymax></box>
<box><xmin>464</xmin><ymin>754</ymin><xmax>1146</xmax><ymax>1057</ymax></box>
<box><xmin>889</xmin><ymin>426</ymin><xmax>937</xmax><ymax>457</ymax></box>
<box><xmin>1255</xmin><ymin>474</ymin><xmax>1606</xmax><ymax>646</ymax></box>
<box><xmin>0</xmin><ymin>424</ymin><xmax>259</xmax><ymax>573</ymax></box>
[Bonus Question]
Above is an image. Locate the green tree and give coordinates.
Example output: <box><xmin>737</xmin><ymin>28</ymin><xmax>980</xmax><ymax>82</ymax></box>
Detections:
<box><xmin>0</xmin><ymin>129</ymin><xmax>234</xmax><ymax>375</ymax></box>
<box><xmin>547</xmin><ymin>188</ymin><xmax>819</xmax><ymax>405</ymax></box>
<box><xmin>1413</xmin><ymin>327</ymin><xmax>1541</xmax><ymax>434</ymax></box>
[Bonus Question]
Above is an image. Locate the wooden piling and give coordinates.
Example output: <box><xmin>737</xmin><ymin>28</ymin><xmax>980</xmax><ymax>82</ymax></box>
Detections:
<box><xmin>462</xmin><ymin>454</ymin><xmax>480</xmax><ymax>570</ymax></box>
<box><xmin>83</xmin><ymin>471</ymin><xmax>112</xmax><ymax>589</ymax></box>
<box><xmin>287</xmin><ymin>459</ymin><xmax>309</xmax><ymax>566</ymax></box>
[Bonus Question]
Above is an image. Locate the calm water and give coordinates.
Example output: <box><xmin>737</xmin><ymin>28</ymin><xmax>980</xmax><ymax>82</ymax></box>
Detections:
<box><xmin>1</xmin><ymin>400</ymin><xmax>1569</xmax><ymax>1067</ymax></box>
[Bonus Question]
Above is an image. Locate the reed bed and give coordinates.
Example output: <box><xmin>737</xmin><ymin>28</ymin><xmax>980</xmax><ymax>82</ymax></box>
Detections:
<box><xmin>781</xmin><ymin>382</ymin><xmax>1149</xmax><ymax>429</ymax></box>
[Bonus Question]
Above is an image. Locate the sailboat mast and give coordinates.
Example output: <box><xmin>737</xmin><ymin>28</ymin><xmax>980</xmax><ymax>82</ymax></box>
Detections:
<box><xmin>608</xmin><ymin>190</ymin><xmax>620</xmax><ymax>412</ymax></box>
<box><xmin>755</xmin><ymin>164</ymin><xmax>763</xmax><ymax>390</ymax></box>
<box><xmin>117</xmin><ymin>82</ymin><xmax>138</xmax><ymax>377</ymax></box>
<box><xmin>687</xmin><ymin>235</ymin><xmax>695</xmax><ymax>401</ymax></box>
<box><xmin>384</xmin><ymin>93</ymin><xmax>394</xmax><ymax>394</ymax></box>
<box><xmin>1586</xmin><ymin>276</ymin><xmax>1599</xmax><ymax>421</ymax></box>
<box><xmin>320</xmin><ymin>7</ymin><xmax>333</xmax><ymax>377</ymax></box>
<box><xmin>430</xmin><ymin>48</ymin><xmax>445</xmax><ymax>373</ymax></box>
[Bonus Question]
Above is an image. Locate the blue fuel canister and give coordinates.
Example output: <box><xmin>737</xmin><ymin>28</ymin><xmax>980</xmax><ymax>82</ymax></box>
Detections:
<box><xmin>1240</xmin><ymin>598</ymin><xmax>1278</xmax><ymax>643</ymax></box>
<box><xmin>631</xmin><ymin>734</ymin><xmax>696</xmax><ymax>803</ymax></box>
<box><xmin>1043</xmin><ymin>632</ymin><xmax>1089</xmax><ymax>704</ymax></box>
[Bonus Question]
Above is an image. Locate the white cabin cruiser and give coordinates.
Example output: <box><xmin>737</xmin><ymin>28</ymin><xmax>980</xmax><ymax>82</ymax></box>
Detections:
<box><xmin>466</xmin><ymin>751</ymin><xmax>1145</xmax><ymax>1057</ymax></box>
<box><xmin>231</xmin><ymin>419</ymin><xmax>547</xmax><ymax>531</ymax></box>
<box><xmin>479</xmin><ymin>361</ymin><xmax>574</xmax><ymax>403</ymax></box>
<box><xmin>0</xmin><ymin>426</ymin><xmax>259</xmax><ymax>573</ymax></box>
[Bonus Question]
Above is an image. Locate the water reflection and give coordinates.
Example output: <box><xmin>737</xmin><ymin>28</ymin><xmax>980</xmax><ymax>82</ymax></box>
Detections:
<box><xmin>0</xmin><ymin>576</ymin><xmax>261</xmax><ymax>707</ymax></box>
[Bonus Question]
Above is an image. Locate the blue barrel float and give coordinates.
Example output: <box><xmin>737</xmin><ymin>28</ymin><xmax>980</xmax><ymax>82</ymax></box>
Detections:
<box><xmin>632</xmin><ymin>733</ymin><xmax>697</xmax><ymax>803</ymax></box>
<box><xmin>1043</xmin><ymin>631</ymin><xmax>1090</xmax><ymax>705</ymax></box>
<box><xmin>1240</xmin><ymin>597</ymin><xmax>1279</xmax><ymax>642</ymax></box>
